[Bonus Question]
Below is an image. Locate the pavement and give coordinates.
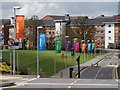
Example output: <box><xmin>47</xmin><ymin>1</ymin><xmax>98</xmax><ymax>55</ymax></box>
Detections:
<box><xmin>55</xmin><ymin>52</ymin><xmax>115</xmax><ymax>78</ymax></box>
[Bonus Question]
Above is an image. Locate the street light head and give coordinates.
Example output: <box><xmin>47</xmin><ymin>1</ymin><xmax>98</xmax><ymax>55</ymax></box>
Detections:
<box><xmin>37</xmin><ymin>26</ymin><xmax>43</xmax><ymax>29</ymax></box>
<box><xmin>13</xmin><ymin>6</ymin><xmax>21</xmax><ymax>9</ymax></box>
<box><xmin>65</xmin><ymin>36</ymin><xmax>69</xmax><ymax>38</ymax></box>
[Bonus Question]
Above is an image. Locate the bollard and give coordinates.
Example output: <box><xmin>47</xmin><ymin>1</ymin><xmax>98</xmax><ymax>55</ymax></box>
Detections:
<box><xmin>101</xmin><ymin>74</ymin><xmax>104</xmax><ymax>79</ymax></box>
<box><xmin>60</xmin><ymin>71</ymin><xmax>63</xmax><ymax>78</ymax></box>
<box><xmin>72</xmin><ymin>71</ymin><xmax>76</xmax><ymax>78</ymax></box>
<box><xmin>69</xmin><ymin>68</ymin><xmax>74</xmax><ymax>78</ymax></box>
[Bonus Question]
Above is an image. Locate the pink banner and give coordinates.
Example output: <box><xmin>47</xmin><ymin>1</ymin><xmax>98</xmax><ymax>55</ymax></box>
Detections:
<box><xmin>75</xmin><ymin>42</ymin><xmax>80</xmax><ymax>52</ymax></box>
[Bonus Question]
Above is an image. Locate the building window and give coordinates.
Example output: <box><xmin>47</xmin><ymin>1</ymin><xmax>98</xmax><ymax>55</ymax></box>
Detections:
<box><xmin>101</xmin><ymin>31</ymin><xmax>104</xmax><ymax>33</ymax></box>
<box><xmin>101</xmin><ymin>37</ymin><xmax>103</xmax><ymax>39</ymax></box>
<box><xmin>52</xmin><ymin>32</ymin><xmax>55</xmax><ymax>34</ymax></box>
<box><xmin>119</xmin><ymin>31</ymin><xmax>120</xmax><ymax>35</ymax></box>
<box><xmin>108</xmin><ymin>31</ymin><xmax>111</xmax><ymax>33</ymax></box>
<box><xmin>108</xmin><ymin>25</ymin><xmax>111</xmax><ymax>27</ymax></box>
<box><xmin>108</xmin><ymin>37</ymin><xmax>111</xmax><ymax>40</ymax></box>
<box><xmin>96</xmin><ymin>31</ymin><xmax>100</xmax><ymax>34</ymax></box>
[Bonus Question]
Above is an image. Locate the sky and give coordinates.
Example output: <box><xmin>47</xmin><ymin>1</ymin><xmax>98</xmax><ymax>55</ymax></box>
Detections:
<box><xmin>1</xmin><ymin>0</ymin><xmax>120</xmax><ymax>19</ymax></box>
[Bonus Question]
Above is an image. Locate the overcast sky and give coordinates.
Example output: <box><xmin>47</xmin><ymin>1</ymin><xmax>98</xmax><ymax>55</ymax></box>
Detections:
<box><xmin>1</xmin><ymin>1</ymin><xmax>120</xmax><ymax>19</ymax></box>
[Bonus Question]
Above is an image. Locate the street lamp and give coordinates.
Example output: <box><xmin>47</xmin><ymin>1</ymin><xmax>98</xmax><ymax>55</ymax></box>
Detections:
<box><xmin>65</xmin><ymin>35</ymin><xmax>69</xmax><ymax>68</ymax></box>
<box><xmin>13</xmin><ymin>6</ymin><xmax>21</xmax><ymax>75</ymax></box>
<box><xmin>83</xmin><ymin>32</ymin><xmax>87</xmax><ymax>62</ymax></box>
<box><xmin>73</xmin><ymin>38</ymin><xmax>78</xmax><ymax>67</ymax></box>
<box><xmin>37</xmin><ymin>26</ymin><xmax>43</xmax><ymax>78</ymax></box>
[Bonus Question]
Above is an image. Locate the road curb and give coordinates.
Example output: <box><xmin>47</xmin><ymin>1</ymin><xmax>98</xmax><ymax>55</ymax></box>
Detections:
<box><xmin>0</xmin><ymin>81</ymin><xmax>15</xmax><ymax>87</ymax></box>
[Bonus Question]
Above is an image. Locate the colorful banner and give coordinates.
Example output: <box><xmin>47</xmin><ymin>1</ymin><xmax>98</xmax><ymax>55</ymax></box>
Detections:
<box><xmin>75</xmin><ymin>42</ymin><xmax>80</xmax><ymax>52</ymax></box>
<box><xmin>56</xmin><ymin>40</ymin><xmax>62</xmax><ymax>53</ymax></box>
<box><xmin>71</xmin><ymin>51</ymin><xmax>75</xmax><ymax>58</ymax></box>
<box><xmin>87</xmin><ymin>43</ymin><xmax>92</xmax><ymax>51</ymax></box>
<box><xmin>38</xmin><ymin>33</ymin><xmax>46</xmax><ymax>51</ymax></box>
<box><xmin>16</xmin><ymin>15</ymin><xmax>25</xmax><ymax>39</ymax></box>
<box><xmin>82</xmin><ymin>43</ymin><xmax>86</xmax><ymax>52</ymax></box>
<box><xmin>66</xmin><ymin>40</ymin><xmax>71</xmax><ymax>51</ymax></box>
<box><xmin>92</xmin><ymin>43</ymin><xmax>95</xmax><ymax>50</ymax></box>
<box><xmin>95</xmin><ymin>43</ymin><xmax>99</xmax><ymax>48</ymax></box>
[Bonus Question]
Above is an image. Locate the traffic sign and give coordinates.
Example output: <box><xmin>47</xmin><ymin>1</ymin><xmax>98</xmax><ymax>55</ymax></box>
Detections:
<box><xmin>8</xmin><ymin>38</ymin><xmax>15</xmax><ymax>46</ymax></box>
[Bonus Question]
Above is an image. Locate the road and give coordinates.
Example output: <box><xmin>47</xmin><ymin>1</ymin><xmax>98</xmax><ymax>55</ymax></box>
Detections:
<box><xmin>1</xmin><ymin>51</ymin><xmax>119</xmax><ymax>89</ymax></box>
<box><xmin>2</xmin><ymin>78</ymin><xmax>118</xmax><ymax>90</ymax></box>
<box><xmin>80</xmin><ymin>52</ymin><xmax>119</xmax><ymax>79</ymax></box>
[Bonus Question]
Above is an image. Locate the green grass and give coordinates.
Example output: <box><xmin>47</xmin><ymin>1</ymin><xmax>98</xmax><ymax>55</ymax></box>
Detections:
<box><xmin>2</xmin><ymin>50</ymin><xmax>101</xmax><ymax>76</ymax></box>
<box><xmin>0</xmin><ymin>81</ymin><xmax>8</xmax><ymax>83</ymax></box>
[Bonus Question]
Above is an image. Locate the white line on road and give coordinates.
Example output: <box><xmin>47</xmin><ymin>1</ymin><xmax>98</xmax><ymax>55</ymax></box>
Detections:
<box><xmin>94</xmin><ymin>67</ymin><xmax>102</xmax><ymax>79</ymax></box>
<box><xmin>25</xmin><ymin>83</ymin><xmax>118</xmax><ymax>86</ymax></box>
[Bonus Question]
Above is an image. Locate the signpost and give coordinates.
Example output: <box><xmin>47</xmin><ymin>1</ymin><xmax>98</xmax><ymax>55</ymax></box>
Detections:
<box><xmin>8</xmin><ymin>38</ymin><xmax>15</xmax><ymax>46</ymax></box>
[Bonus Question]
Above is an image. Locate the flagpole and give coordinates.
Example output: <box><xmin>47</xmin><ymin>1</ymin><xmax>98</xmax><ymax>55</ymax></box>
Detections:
<box><xmin>36</xmin><ymin>26</ymin><xmax>43</xmax><ymax>78</ymax></box>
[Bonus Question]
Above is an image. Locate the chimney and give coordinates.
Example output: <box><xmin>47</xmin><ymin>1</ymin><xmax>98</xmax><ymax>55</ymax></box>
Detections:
<box><xmin>65</xmin><ymin>13</ymin><xmax>70</xmax><ymax>20</ymax></box>
<box><xmin>101</xmin><ymin>15</ymin><xmax>104</xmax><ymax>17</ymax></box>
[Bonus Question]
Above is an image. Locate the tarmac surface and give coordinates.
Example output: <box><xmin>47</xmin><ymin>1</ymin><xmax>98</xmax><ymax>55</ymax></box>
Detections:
<box><xmin>1</xmin><ymin>51</ymin><xmax>119</xmax><ymax>89</ymax></box>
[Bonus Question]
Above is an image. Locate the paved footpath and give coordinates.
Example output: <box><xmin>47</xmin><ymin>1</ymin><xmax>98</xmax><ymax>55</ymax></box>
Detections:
<box><xmin>54</xmin><ymin>52</ymin><xmax>114</xmax><ymax>78</ymax></box>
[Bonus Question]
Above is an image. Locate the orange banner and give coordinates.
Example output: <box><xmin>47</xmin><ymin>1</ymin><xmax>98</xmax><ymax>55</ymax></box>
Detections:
<box><xmin>16</xmin><ymin>15</ymin><xmax>25</xmax><ymax>39</ymax></box>
<box><xmin>82</xmin><ymin>43</ymin><xmax>86</xmax><ymax>52</ymax></box>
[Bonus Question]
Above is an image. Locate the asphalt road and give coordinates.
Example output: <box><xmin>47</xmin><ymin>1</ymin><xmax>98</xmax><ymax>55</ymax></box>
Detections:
<box><xmin>3</xmin><ymin>78</ymin><xmax>118</xmax><ymax>90</ymax></box>
<box><xmin>1</xmin><ymin>51</ymin><xmax>119</xmax><ymax>89</ymax></box>
<box><xmin>80</xmin><ymin>52</ymin><xmax>118</xmax><ymax>79</ymax></box>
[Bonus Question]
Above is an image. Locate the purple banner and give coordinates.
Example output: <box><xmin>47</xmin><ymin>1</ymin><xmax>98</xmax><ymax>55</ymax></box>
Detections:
<box><xmin>75</xmin><ymin>42</ymin><xmax>80</xmax><ymax>52</ymax></box>
<box><xmin>66</xmin><ymin>40</ymin><xmax>71</xmax><ymax>51</ymax></box>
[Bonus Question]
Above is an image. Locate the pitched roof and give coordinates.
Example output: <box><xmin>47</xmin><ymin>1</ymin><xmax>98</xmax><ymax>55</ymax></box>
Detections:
<box><xmin>87</xmin><ymin>16</ymin><xmax>118</xmax><ymax>25</ymax></box>
<box><xmin>43</xmin><ymin>15</ymin><xmax>65</xmax><ymax>20</ymax></box>
<box><xmin>42</xmin><ymin>20</ymin><xmax>55</xmax><ymax>26</ymax></box>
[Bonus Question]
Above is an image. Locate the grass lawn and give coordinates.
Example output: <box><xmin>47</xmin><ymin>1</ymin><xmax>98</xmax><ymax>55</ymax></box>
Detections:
<box><xmin>3</xmin><ymin>50</ymin><xmax>101</xmax><ymax>76</ymax></box>
<box><xmin>0</xmin><ymin>81</ymin><xmax>8</xmax><ymax>83</ymax></box>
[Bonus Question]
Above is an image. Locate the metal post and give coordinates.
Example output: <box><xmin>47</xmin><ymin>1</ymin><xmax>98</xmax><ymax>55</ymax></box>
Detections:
<box><xmin>16</xmin><ymin>50</ymin><xmax>19</xmax><ymax>74</ymax></box>
<box><xmin>13</xmin><ymin>9</ymin><xmax>16</xmax><ymax>75</ymax></box>
<box><xmin>84</xmin><ymin>32</ymin><xmax>86</xmax><ymax>63</ymax></box>
<box><xmin>10</xmin><ymin>49</ymin><xmax>12</xmax><ymax>74</ymax></box>
<box><xmin>37</xmin><ymin>29</ymin><xmax>40</xmax><ymax>78</ymax></box>
<box><xmin>54</xmin><ymin>43</ymin><xmax>56</xmax><ymax>76</ymax></box>
<box><xmin>76</xmin><ymin>56</ymin><xmax>80</xmax><ymax>78</ymax></box>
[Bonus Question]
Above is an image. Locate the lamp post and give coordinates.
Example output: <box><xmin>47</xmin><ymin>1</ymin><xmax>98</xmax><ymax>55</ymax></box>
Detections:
<box><xmin>65</xmin><ymin>35</ymin><xmax>69</xmax><ymax>68</ymax></box>
<box><xmin>37</xmin><ymin>26</ymin><xmax>43</xmax><ymax>78</ymax></box>
<box><xmin>13</xmin><ymin>6</ymin><xmax>21</xmax><ymax>75</ymax></box>
<box><xmin>73</xmin><ymin>38</ymin><xmax>77</xmax><ymax>66</ymax></box>
<box><xmin>83</xmin><ymin>32</ymin><xmax>87</xmax><ymax>62</ymax></box>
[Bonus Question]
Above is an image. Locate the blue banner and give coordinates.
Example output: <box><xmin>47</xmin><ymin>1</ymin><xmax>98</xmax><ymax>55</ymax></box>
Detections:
<box><xmin>0</xmin><ymin>33</ymin><xmax>4</xmax><ymax>42</ymax></box>
<box><xmin>87</xmin><ymin>43</ymin><xmax>92</xmax><ymax>51</ymax></box>
<box><xmin>71</xmin><ymin>51</ymin><xmax>75</xmax><ymax>58</ymax></box>
<box><xmin>38</xmin><ymin>33</ymin><xmax>46</xmax><ymax>51</ymax></box>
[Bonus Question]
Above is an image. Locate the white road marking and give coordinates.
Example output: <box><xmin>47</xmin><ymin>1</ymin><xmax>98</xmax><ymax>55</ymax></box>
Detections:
<box><xmin>25</xmin><ymin>83</ymin><xmax>118</xmax><ymax>86</ymax></box>
<box><xmin>107</xmin><ymin>65</ymin><xmax>118</xmax><ymax>67</ymax></box>
<box><xmin>67</xmin><ymin>79</ymin><xmax>79</xmax><ymax>89</ymax></box>
<box><xmin>94</xmin><ymin>67</ymin><xmax>102</xmax><ymax>79</ymax></box>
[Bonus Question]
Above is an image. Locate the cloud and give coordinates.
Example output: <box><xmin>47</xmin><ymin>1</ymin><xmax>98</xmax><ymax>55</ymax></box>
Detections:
<box><xmin>1</xmin><ymin>2</ymin><xmax>119</xmax><ymax>19</ymax></box>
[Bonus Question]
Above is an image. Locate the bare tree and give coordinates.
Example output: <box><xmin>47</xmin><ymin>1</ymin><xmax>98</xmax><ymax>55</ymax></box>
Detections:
<box><xmin>71</xmin><ymin>16</ymin><xmax>96</xmax><ymax>43</ymax></box>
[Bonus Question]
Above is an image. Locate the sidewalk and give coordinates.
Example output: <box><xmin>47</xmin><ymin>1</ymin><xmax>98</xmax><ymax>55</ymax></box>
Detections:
<box><xmin>54</xmin><ymin>52</ymin><xmax>113</xmax><ymax>78</ymax></box>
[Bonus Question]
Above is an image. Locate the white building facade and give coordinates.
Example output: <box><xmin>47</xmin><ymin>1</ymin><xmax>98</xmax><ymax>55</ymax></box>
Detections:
<box><xmin>105</xmin><ymin>23</ymin><xmax>115</xmax><ymax>48</ymax></box>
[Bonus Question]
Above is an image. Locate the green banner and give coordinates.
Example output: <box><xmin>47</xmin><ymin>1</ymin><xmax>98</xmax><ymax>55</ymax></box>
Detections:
<box><xmin>92</xmin><ymin>43</ymin><xmax>95</xmax><ymax>50</ymax></box>
<box><xmin>56</xmin><ymin>40</ymin><xmax>62</xmax><ymax>53</ymax></box>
